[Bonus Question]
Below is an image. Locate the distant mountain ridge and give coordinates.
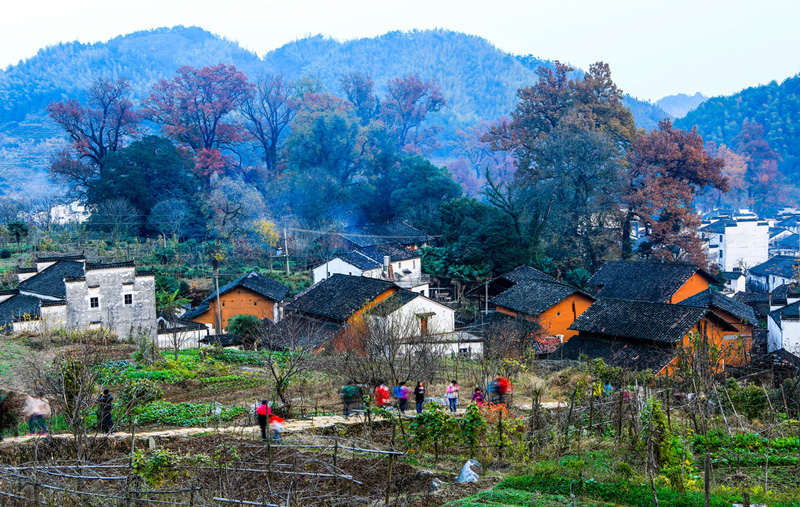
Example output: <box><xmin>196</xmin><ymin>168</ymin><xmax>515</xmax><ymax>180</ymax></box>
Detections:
<box><xmin>0</xmin><ymin>26</ymin><xmax>672</xmax><ymax>197</ymax></box>
<box><xmin>656</xmin><ymin>92</ymin><xmax>708</xmax><ymax>118</ymax></box>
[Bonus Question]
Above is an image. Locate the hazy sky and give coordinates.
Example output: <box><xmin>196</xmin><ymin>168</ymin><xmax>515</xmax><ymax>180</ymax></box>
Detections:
<box><xmin>1</xmin><ymin>0</ymin><xmax>798</xmax><ymax>101</ymax></box>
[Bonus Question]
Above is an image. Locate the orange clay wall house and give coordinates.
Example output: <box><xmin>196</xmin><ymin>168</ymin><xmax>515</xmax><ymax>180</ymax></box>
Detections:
<box><xmin>587</xmin><ymin>261</ymin><xmax>717</xmax><ymax>304</ymax></box>
<box><xmin>184</xmin><ymin>271</ymin><xmax>289</xmax><ymax>333</ymax></box>
<box><xmin>553</xmin><ymin>298</ymin><xmax>744</xmax><ymax>376</ymax></box>
<box><xmin>491</xmin><ymin>280</ymin><xmax>595</xmax><ymax>342</ymax></box>
<box><xmin>285</xmin><ymin>274</ymin><xmax>399</xmax><ymax>351</ymax></box>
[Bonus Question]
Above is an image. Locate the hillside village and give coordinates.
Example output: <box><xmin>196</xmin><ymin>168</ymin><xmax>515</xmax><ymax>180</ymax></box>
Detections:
<box><xmin>2</xmin><ymin>15</ymin><xmax>800</xmax><ymax>506</ymax></box>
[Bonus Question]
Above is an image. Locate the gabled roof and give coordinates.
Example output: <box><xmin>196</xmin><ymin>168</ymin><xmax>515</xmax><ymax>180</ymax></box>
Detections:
<box><xmin>677</xmin><ymin>289</ymin><xmax>759</xmax><ymax>327</ymax></box>
<box><xmin>773</xmin><ymin>233</ymin><xmax>799</xmax><ymax>250</ymax></box>
<box><xmin>182</xmin><ymin>303</ymin><xmax>209</xmax><ymax>321</ymax></box>
<box><xmin>700</xmin><ymin>220</ymin><xmax>736</xmax><ymax>234</ymax></box>
<box><xmin>203</xmin><ymin>271</ymin><xmax>289</xmax><ymax>305</ymax></box>
<box><xmin>569</xmin><ymin>298</ymin><xmax>735</xmax><ymax>343</ymax></box>
<box><xmin>769</xmin><ymin>300</ymin><xmax>800</xmax><ymax>329</ymax></box>
<box><xmin>731</xmin><ymin>291</ymin><xmax>771</xmax><ymax>320</ymax></box>
<box><xmin>552</xmin><ymin>334</ymin><xmax>677</xmax><ymax>373</ymax></box>
<box><xmin>356</xmin><ymin>243</ymin><xmax>419</xmax><ymax>262</ymax></box>
<box><xmin>490</xmin><ymin>280</ymin><xmax>589</xmax><ymax>316</ymax></box>
<box><xmin>0</xmin><ymin>293</ymin><xmax>42</xmax><ymax>327</ymax></box>
<box><xmin>338</xmin><ymin>251</ymin><xmax>383</xmax><ymax>271</ymax></box>
<box><xmin>368</xmin><ymin>289</ymin><xmax>421</xmax><ymax>317</ymax></box>
<box><xmin>776</xmin><ymin>216</ymin><xmax>800</xmax><ymax>228</ymax></box>
<box><xmin>465</xmin><ymin>265</ymin><xmax>556</xmax><ymax>297</ymax></box>
<box><xmin>288</xmin><ymin>274</ymin><xmax>396</xmax><ymax>322</ymax></box>
<box><xmin>18</xmin><ymin>260</ymin><xmax>85</xmax><ymax>299</ymax></box>
<box><xmin>338</xmin><ymin>222</ymin><xmax>429</xmax><ymax>248</ymax></box>
<box><xmin>771</xmin><ymin>283</ymin><xmax>800</xmax><ymax>306</ymax></box>
<box><xmin>749</xmin><ymin>256</ymin><xmax>800</xmax><ymax>279</ymax></box>
<box><xmin>500</xmin><ymin>265</ymin><xmax>557</xmax><ymax>284</ymax></box>
<box><xmin>587</xmin><ymin>261</ymin><xmax>717</xmax><ymax>303</ymax></box>
<box><xmin>723</xmin><ymin>271</ymin><xmax>743</xmax><ymax>280</ymax></box>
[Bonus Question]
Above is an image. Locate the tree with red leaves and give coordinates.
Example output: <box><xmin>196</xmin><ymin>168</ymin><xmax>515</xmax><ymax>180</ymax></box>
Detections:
<box><xmin>47</xmin><ymin>78</ymin><xmax>139</xmax><ymax>195</ymax></box>
<box><xmin>380</xmin><ymin>74</ymin><xmax>445</xmax><ymax>151</ymax></box>
<box><xmin>142</xmin><ymin>64</ymin><xmax>252</xmax><ymax>175</ymax></box>
<box><xmin>623</xmin><ymin>119</ymin><xmax>727</xmax><ymax>265</ymax></box>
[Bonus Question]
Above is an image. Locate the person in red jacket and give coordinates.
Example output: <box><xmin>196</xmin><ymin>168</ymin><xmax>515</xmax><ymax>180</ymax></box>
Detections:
<box><xmin>256</xmin><ymin>400</ymin><xmax>271</xmax><ymax>441</ymax></box>
<box><xmin>374</xmin><ymin>381</ymin><xmax>390</xmax><ymax>407</ymax></box>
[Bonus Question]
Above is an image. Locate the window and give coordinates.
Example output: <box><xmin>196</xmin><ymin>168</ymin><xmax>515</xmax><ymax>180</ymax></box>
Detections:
<box><xmin>719</xmin><ymin>235</ymin><xmax>723</xmax><ymax>242</ymax></box>
<box><xmin>90</xmin><ymin>297</ymin><xmax>99</xmax><ymax>308</ymax></box>
<box><xmin>124</xmin><ymin>294</ymin><xmax>132</xmax><ymax>305</ymax></box>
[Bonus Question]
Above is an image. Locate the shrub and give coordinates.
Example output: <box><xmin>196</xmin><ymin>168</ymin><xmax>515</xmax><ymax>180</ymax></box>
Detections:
<box><xmin>0</xmin><ymin>249</ymin><xmax>10</xmax><ymax>259</ymax></box>
<box><xmin>116</xmin><ymin>379</ymin><xmax>164</xmax><ymax>411</ymax></box>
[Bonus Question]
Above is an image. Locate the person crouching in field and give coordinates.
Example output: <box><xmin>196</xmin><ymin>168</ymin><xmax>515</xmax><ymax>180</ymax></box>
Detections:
<box><xmin>23</xmin><ymin>395</ymin><xmax>50</xmax><ymax>436</ymax></box>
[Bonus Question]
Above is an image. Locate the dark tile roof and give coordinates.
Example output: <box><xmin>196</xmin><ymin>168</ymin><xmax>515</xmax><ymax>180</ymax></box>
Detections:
<box><xmin>700</xmin><ymin>220</ymin><xmax>736</xmax><ymax>234</ymax></box>
<box><xmin>569</xmin><ymin>298</ymin><xmax>731</xmax><ymax>343</ymax></box>
<box><xmin>677</xmin><ymin>289</ymin><xmax>758</xmax><ymax>327</ymax></box>
<box><xmin>587</xmin><ymin>261</ymin><xmax>716</xmax><ymax>303</ymax></box>
<box><xmin>339</xmin><ymin>251</ymin><xmax>382</xmax><ymax>271</ymax></box>
<box><xmin>552</xmin><ymin>334</ymin><xmax>677</xmax><ymax>373</ymax></box>
<box><xmin>203</xmin><ymin>271</ymin><xmax>289</xmax><ymax>305</ymax></box>
<box><xmin>183</xmin><ymin>303</ymin><xmax>209</xmax><ymax>320</ymax></box>
<box><xmin>769</xmin><ymin>300</ymin><xmax>800</xmax><ymax>329</ymax></box>
<box><xmin>288</xmin><ymin>274</ymin><xmax>395</xmax><ymax>322</ymax></box>
<box><xmin>749</xmin><ymin>256</ymin><xmax>800</xmax><ymax>279</ymax></box>
<box><xmin>773</xmin><ymin>233</ymin><xmax>799</xmax><ymax>250</ymax></box>
<box><xmin>731</xmin><ymin>291</ymin><xmax>771</xmax><ymax>320</ymax></box>
<box><xmin>368</xmin><ymin>289</ymin><xmax>420</xmax><ymax>317</ymax></box>
<box><xmin>776</xmin><ymin>216</ymin><xmax>800</xmax><ymax>228</ymax></box>
<box><xmin>751</xmin><ymin>348</ymin><xmax>800</xmax><ymax>372</ymax></box>
<box><xmin>500</xmin><ymin>265</ymin><xmax>557</xmax><ymax>284</ymax></box>
<box><xmin>18</xmin><ymin>260</ymin><xmax>85</xmax><ymax>299</ymax></box>
<box><xmin>771</xmin><ymin>283</ymin><xmax>800</xmax><ymax>306</ymax></box>
<box><xmin>0</xmin><ymin>293</ymin><xmax>42</xmax><ymax>327</ymax></box>
<box><xmin>722</xmin><ymin>271</ymin><xmax>743</xmax><ymax>280</ymax></box>
<box><xmin>35</xmin><ymin>254</ymin><xmax>85</xmax><ymax>263</ymax></box>
<box><xmin>491</xmin><ymin>280</ymin><xmax>588</xmax><ymax>316</ymax></box>
<box><xmin>356</xmin><ymin>243</ymin><xmax>418</xmax><ymax>262</ymax></box>
<box><xmin>339</xmin><ymin>222</ymin><xmax>429</xmax><ymax>248</ymax></box>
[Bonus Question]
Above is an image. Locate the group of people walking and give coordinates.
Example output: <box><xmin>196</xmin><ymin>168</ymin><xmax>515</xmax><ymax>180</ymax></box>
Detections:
<box><xmin>340</xmin><ymin>376</ymin><xmax>512</xmax><ymax>417</ymax></box>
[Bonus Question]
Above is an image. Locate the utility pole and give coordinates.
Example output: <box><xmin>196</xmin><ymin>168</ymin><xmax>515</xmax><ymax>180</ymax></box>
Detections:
<box><xmin>214</xmin><ymin>273</ymin><xmax>222</xmax><ymax>334</ymax></box>
<box><xmin>284</xmin><ymin>226</ymin><xmax>290</xmax><ymax>275</ymax></box>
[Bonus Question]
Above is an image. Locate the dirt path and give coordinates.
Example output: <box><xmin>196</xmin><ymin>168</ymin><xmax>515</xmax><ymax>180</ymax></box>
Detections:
<box><xmin>0</xmin><ymin>408</ymin><xmax>461</xmax><ymax>445</ymax></box>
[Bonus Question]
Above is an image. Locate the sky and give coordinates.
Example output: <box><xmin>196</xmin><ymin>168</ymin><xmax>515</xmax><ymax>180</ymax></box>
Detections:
<box><xmin>1</xmin><ymin>0</ymin><xmax>799</xmax><ymax>102</ymax></box>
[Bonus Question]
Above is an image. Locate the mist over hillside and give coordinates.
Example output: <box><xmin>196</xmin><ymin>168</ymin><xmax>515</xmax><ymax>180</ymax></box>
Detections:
<box><xmin>0</xmin><ymin>26</ymin><xmax>682</xmax><ymax>197</ymax></box>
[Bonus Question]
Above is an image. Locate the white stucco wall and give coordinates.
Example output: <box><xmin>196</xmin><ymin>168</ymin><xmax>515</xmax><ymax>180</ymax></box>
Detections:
<box><xmin>386</xmin><ymin>295</ymin><xmax>455</xmax><ymax>336</ymax></box>
<box><xmin>720</xmin><ymin>221</ymin><xmax>769</xmax><ymax>272</ymax></box>
<box><xmin>312</xmin><ymin>258</ymin><xmax>363</xmax><ymax>284</ymax></box>
<box><xmin>767</xmin><ymin>315</ymin><xmax>783</xmax><ymax>353</ymax></box>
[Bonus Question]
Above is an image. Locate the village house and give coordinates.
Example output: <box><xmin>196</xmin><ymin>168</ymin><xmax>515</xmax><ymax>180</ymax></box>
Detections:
<box><xmin>587</xmin><ymin>261</ymin><xmax>717</xmax><ymax>303</ymax></box>
<box><xmin>462</xmin><ymin>311</ymin><xmax>556</xmax><ymax>358</ymax></box>
<box><xmin>677</xmin><ymin>289</ymin><xmax>758</xmax><ymax>347</ymax></box>
<box><xmin>767</xmin><ymin>301</ymin><xmax>800</xmax><ymax>357</ymax></box>
<box><xmin>553</xmin><ymin>298</ymin><xmax>746</xmax><ymax>376</ymax></box>
<box><xmin>489</xmin><ymin>279</ymin><xmax>595</xmax><ymax>343</ymax></box>
<box><xmin>0</xmin><ymin>254</ymin><xmax>156</xmax><ymax>338</ymax></box>
<box><xmin>723</xmin><ymin>271</ymin><xmax>747</xmax><ymax>293</ymax></box>
<box><xmin>285</xmin><ymin>274</ymin><xmax>455</xmax><ymax>351</ymax></box>
<box><xmin>700</xmin><ymin>214</ymin><xmax>769</xmax><ymax>272</ymax></box>
<box><xmin>466</xmin><ymin>265</ymin><xmax>556</xmax><ymax>313</ymax></box>
<box><xmin>769</xmin><ymin>230</ymin><xmax>800</xmax><ymax>257</ymax></box>
<box><xmin>312</xmin><ymin>243</ymin><xmax>430</xmax><ymax>295</ymax></box>
<box><xmin>183</xmin><ymin>271</ymin><xmax>289</xmax><ymax>334</ymax></box>
<box><xmin>747</xmin><ymin>256</ymin><xmax>799</xmax><ymax>292</ymax></box>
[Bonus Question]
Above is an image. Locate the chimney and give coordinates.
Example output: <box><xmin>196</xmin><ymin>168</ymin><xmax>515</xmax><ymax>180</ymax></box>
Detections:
<box><xmin>383</xmin><ymin>256</ymin><xmax>391</xmax><ymax>269</ymax></box>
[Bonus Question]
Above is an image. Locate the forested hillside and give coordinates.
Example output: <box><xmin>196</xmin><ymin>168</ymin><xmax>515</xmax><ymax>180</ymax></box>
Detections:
<box><xmin>0</xmin><ymin>26</ymin><xmax>670</xmax><ymax>196</ymax></box>
<box><xmin>677</xmin><ymin>75</ymin><xmax>800</xmax><ymax>177</ymax></box>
